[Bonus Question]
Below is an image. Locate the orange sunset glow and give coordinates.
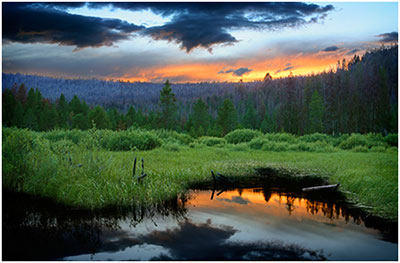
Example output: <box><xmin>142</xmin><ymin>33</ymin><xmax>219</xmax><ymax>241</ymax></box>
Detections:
<box><xmin>119</xmin><ymin>52</ymin><xmax>357</xmax><ymax>83</ymax></box>
<box><xmin>188</xmin><ymin>188</ymin><xmax>356</xmax><ymax>225</ymax></box>
<box><xmin>3</xmin><ymin>2</ymin><xmax>395</xmax><ymax>82</ymax></box>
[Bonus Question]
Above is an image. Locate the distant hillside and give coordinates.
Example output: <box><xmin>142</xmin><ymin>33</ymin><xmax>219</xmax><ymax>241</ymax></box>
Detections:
<box><xmin>2</xmin><ymin>73</ymin><xmax>257</xmax><ymax>112</ymax></box>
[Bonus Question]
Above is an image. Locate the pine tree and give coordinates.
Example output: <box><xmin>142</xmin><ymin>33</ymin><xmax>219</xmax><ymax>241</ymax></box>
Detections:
<box><xmin>88</xmin><ymin>106</ymin><xmax>110</xmax><ymax>129</ymax></box>
<box><xmin>12</xmin><ymin>101</ymin><xmax>24</xmax><ymax>128</ymax></box>
<box><xmin>308</xmin><ymin>90</ymin><xmax>324</xmax><ymax>133</ymax></box>
<box><xmin>260</xmin><ymin>110</ymin><xmax>277</xmax><ymax>133</ymax></box>
<box><xmin>159</xmin><ymin>80</ymin><xmax>177</xmax><ymax>130</ymax></box>
<box><xmin>25</xmin><ymin>88</ymin><xmax>36</xmax><ymax>111</ymax></box>
<box><xmin>15</xmin><ymin>84</ymin><xmax>27</xmax><ymax>104</ymax></box>
<box><xmin>242</xmin><ymin>99</ymin><xmax>257</xmax><ymax>129</ymax></box>
<box><xmin>3</xmin><ymin>89</ymin><xmax>17</xmax><ymax>127</ymax></box>
<box><xmin>69</xmin><ymin>95</ymin><xmax>83</xmax><ymax>115</ymax></box>
<box><xmin>281</xmin><ymin>73</ymin><xmax>299</xmax><ymax>133</ymax></box>
<box><xmin>217</xmin><ymin>99</ymin><xmax>238</xmax><ymax>136</ymax></box>
<box><xmin>191</xmin><ymin>98</ymin><xmax>210</xmax><ymax>136</ymax></box>
<box><xmin>72</xmin><ymin>113</ymin><xmax>90</xmax><ymax>130</ymax></box>
<box><xmin>125</xmin><ymin>106</ymin><xmax>136</xmax><ymax>128</ymax></box>
<box><xmin>57</xmin><ymin>94</ymin><xmax>69</xmax><ymax>129</ymax></box>
<box><xmin>22</xmin><ymin>108</ymin><xmax>38</xmax><ymax>130</ymax></box>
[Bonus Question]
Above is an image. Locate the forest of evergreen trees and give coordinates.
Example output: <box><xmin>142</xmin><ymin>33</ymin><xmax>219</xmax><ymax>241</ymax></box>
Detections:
<box><xmin>2</xmin><ymin>46</ymin><xmax>398</xmax><ymax>137</ymax></box>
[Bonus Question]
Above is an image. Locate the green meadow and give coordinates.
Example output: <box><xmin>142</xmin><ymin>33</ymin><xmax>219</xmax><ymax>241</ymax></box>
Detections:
<box><xmin>3</xmin><ymin>127</ymin><xmax>398</xmax><ymax>220</ymax></box>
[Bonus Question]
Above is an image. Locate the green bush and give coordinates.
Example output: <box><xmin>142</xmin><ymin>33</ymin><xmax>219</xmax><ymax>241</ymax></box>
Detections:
<box><xmin>332</xmin><ymin>134</ymin><xmax>350</xmax><ymax>147</ymax></box>
<box><xmin>198</xmin><ymin>136</ymin><xmax>226</xmax><ymax>147</ymax></box>
<box><xmin>352</xmin><ymin>145</ymin><xmax>369</xmax><ymax>152</ymax></box>
<box><xmin>50</xmin><ymin>139</ymin><xmax>77</xmax><ymax>154</ymax></box>
<box><xmin>248</xmin><ymin>137</ymin><xmax>267</xmax><ymax>150</ymax></box>
<box><xmin>262</xmin><ymin>141</ymin><xmax>290</xmax><ymax>152</ymax></box>
<box><xmin>384</xmin><ymin>134</ymin><xmax>398</xmax><ymax>147</ymax></box>
<box><xmin>300</xmin><ymin>133</ymin><xmax>331</xmax><ymax>143</ymax></box>
<box><xmin>162</xmin><ymin>142</ymin><xmax>181</xmax><ymax>152</ymax></box>
<box><xmin>230</xmin><ymin>143</ymin><xmax>250</xmax><ymax>151</ymax></box>
<box><xmin>288</xmin><ymin>142</ymin><xmax>313</xmax><ymax>152</ymax></box>
<box><xmin>225</xmin><ymin>129</ymin><xmax>262</xmax><ymax>144</ymax></box>
<box><xmin>365</xmin><ymin>133</ymin><xmax>388</xmax><ymax>148</ymax></box>
<box><xmin>370</xmin><ymin>146</ymin><xmax>386</xmax><ymax>153</ymax></box>
<box><xmin>100</xmin><ymin>130</ymin><xmax>162</xmax><ymax>151</ymax></box>
<box><xmin>339</xmin><ymin>134</ymin><xmax>368</xmax><ymax>149</ymax></box>
<box><xmin>264</xmin><ymin>133</ymin><xmax>297</xmax><ymax>143</ymax></box>
<box><xmin>386</xmin><ymin>147</ymin><xmax>398</xmax><ymax>154</ymax></box>
<box><xmin>153</xmin><ymin>129</ymin><xmax>194</xmax><ymax>145</ymax></box>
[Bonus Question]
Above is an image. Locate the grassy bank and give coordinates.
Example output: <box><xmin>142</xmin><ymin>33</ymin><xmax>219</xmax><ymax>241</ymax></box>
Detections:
<box><xmin>3</xmin><ymin>127</ymin><xmax>398</xmax><ymax>220</ymax></box>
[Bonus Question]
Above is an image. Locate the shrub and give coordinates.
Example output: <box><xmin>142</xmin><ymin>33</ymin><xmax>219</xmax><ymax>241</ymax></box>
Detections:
<box><xmin>262</xmin><ymin>141</ymin><xmax>290</xmax><ymax>152</ymax></box>
<box><xmin>162</xmin><ymin>142</ymin><xmax>181</xmax><ymax>152</ymax></box>
<box><xmin>50</xmin><ymin>139</ymin><xmax>76</xmax><ymax>154</ymax></box>
<box><xmin>225</xmin><ymin>129</ymin><xmax>262</xmax><ymax>144</ymax></box>
<box><xmin>153</xmin><ymin>129</ymin><xmax>194</xmax><ymax>145</ymax></box>
<box><xmin>100</xmin><ymin>130</ymin><xmax>162</xmax><ymax>151</ymax></box>
<box><xmin>339</xmin><ymin>134</ymin><xmax>368</xmax><ymax>149</ymax></box>
<box><xmin>288</xmin><ymin>142</ymin><xmax>313</xmax><ymax>152</ymax></box>
<box><xmin>370</xmin><ymin>146</ymin><xmax>386</xmax><ymax>153</ymax></box>
<box><xmin>384</xmin><ymin>134</ymin><xmax>398</xmax><ymax>147</ymax></box>
<box><xmin>352</xmin><ymin>145</ymin><xmax>369</xmax><ymax>152</ymax></box>
<box><xmin>300</xmin><ymin>133</ymin><xmax>331</xmax><ymax>143</ymax></box>
<box><xmin>248</xmin><ymin>137</ymin><xmax>267</xmax><ymax>150</ymax></box>
<box><xmin>231</xmin><ymin>143</ymin><xmax>250</xmax><ymax>151</ymax></box>
<box><xmin>264</xmin><ymin>133</ymin><xmax>297</xmax><ymax>143</ymax></box>
<box><xmin>332</xmin><ymin>134</ymin><xmax>350</xmax><ymax>147</ymax></box>
<box><xmin>198</xmin><ymin>136</ymin><xmax>226</xmax><ymax>147</ymax></box>
<box><xmin>386</xmin><ymin>147</ymin><xmax>398</xmax><ymax>154</ymax></box>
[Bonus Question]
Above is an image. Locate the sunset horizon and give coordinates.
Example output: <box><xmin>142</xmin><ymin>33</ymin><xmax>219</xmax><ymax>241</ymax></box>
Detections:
<box><xmin>3</xmin><ymin>2</ymin><xmax>398</xmax><ymax>83</ymax></box>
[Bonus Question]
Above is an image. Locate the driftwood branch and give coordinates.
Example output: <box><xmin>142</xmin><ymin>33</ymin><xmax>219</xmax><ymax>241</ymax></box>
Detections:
<box><xmin>302</xmin><ymin>183</ymin><xmax>340</xmax><ymax>192</ymax></box>
<box><xmin>217</xmin><ymin>189</ymin><xmax>226</xmax><ymax>196</ymax></box>
<box><xmin>211</xmin><ymin>170</ymin><xmax>232</xmax><ymax>185</ymax></box>
<box><xmin>210</xmin><ymin>187</ymin><xmax>215</xmax><ymax>200</ymax></box>
<box><xmin>211</xmin><ymin>171</ymin><xmax>217</xmax><ymax>185</ymax></box>
<box><xmin>217</xmin><ymin>172</ymin><xmax>233</xmax><ymax>183</ymax></box>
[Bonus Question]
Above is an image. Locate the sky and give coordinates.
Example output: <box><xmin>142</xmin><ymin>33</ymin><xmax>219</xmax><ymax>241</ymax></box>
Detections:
<box><xmin>2</xmin><ymin>2</ymin><xmax>398</xmax><ymax>83</ymax></box>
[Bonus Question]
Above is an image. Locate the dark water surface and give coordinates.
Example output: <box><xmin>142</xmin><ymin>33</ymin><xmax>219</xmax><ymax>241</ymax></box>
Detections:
<box><xmin>3</xmin><ymin>187</ymin><xmax>398</xmax><ymax>261</ymax></box>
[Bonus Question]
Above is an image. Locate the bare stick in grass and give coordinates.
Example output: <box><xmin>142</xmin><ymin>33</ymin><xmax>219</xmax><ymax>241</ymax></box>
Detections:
<box><xmin>138</xmin><ymin>158</ymin><xmax>147</xmax><ymax>183</ymax></box>
<box><xmin>132</xmin><ymin>157</ymin><xmax>137</xmax><ymax>179</ymax></box>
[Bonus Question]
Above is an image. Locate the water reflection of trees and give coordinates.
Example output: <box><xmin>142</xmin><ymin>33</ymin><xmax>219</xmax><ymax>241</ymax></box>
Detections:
<box><xmin>251</xmin><ymin>187</ymin><xmax>363</xmax><ymax>224</ymax></box>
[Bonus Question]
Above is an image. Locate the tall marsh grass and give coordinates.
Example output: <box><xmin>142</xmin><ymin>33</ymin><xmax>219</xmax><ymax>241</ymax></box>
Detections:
<box><xmin>2</xmin><ymin>127</ymin><xmax>397</xmax><ymax>219</ymax></box>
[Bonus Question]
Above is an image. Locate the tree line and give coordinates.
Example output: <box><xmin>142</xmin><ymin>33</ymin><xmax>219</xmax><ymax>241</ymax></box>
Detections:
<box><xmin>3</xmin><ymin>45</ymin><xmax>397</xmax><ymax>136</ymax></box>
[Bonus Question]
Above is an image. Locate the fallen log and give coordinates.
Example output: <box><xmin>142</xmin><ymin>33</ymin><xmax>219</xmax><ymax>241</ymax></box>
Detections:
<box><xmin>302</xmin><ymin>183</ymin><xmax>340</xmax><ymax>192</ymax></box>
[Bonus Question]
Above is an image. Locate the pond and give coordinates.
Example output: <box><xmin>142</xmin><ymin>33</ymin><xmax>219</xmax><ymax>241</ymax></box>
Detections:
<box><xmin>3</xmin><ymin>185</ymin><xmax>398</xmax><ymax>261</ymax></box>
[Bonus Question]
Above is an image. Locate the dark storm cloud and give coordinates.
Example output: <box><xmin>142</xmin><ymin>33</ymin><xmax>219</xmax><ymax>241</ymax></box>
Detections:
<box><xmin>2</xmin><ymin>3</ymin><xmax>144</xmax><ymax>49</ymax></box>
<box><xmin>376</xmin><ymin>32</ymin><xmax>398</xmax><ymax>43</ymax></box>
<box><xmin>219</xmin><ymin>67</ymin><xmax>252</xmax><ymax>76</ymax></box>
<box><xmin>322</xmin><ymin>46</ymin><xmax>339</xmax><ymax>52</ymax></box>
<box><xmin>138</xmin><ymin>2</ymin><xmax>335</xmax><ymax>52</ymax></box>
<box><xmin>5</xmin><ymin>2</ymin><xmax>334</xmax><ymax>52</ymax></box>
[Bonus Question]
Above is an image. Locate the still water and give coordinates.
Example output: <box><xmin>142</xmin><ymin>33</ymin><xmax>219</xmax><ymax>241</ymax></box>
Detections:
<box><xmin>3</xmin><ymin>188</ymin><xmax>398</xmax><ymax>261</ymax></box>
